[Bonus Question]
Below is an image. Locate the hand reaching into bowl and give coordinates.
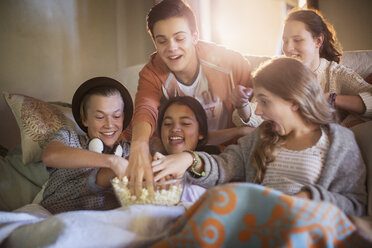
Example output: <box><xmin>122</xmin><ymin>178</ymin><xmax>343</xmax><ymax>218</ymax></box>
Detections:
<box><xmin>152</xmin><ymin>152</ymin><xmax>193</xmax><ymax>182</ymax></box>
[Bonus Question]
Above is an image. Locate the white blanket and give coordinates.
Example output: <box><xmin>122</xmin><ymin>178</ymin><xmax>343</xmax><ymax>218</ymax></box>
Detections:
<box><xmin>0</xmin><ymin>203</ymin><xmax>186</xmax><ymax>248</ymax></box>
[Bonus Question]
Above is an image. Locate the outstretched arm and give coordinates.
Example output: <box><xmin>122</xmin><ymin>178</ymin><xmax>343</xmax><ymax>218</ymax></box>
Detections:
<box><xmin>125</xmin><ymin>121</ymin><xmax>154</xmax><ymax>197</ymax></box>
<box><xmin>207</xmin><ymin>126</ymin><xmax>254</xmax><ymax>145</ymax></box>
<box><xmin>152</xmin><ymin>152</ymin><xmax>197</xmax><ymax>181</ymax></box>
<box><xmin>43</xmin><ymin>141</ymin><xmax>128</xmax><ymax>180</ymax></box>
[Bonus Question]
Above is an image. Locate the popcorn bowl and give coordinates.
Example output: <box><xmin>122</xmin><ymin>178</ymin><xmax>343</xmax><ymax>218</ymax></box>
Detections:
<box><xmin>111</xmin><ymin>176</ymin><xmax>184</xmax><ymax>206</ymax></box>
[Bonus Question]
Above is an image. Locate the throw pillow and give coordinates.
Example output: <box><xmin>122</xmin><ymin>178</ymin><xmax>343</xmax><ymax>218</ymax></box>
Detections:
<box><xmin>3</xmin><ymin>92</ymin><xmax>84</xmax><ymax>164</ymax></box>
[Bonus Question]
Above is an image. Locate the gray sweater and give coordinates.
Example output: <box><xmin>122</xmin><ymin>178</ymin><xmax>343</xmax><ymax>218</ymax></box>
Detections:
<box><xmin>188</xmin><ymin>124</ymin><xmax>367</xmax><ymax>216</ymax></box>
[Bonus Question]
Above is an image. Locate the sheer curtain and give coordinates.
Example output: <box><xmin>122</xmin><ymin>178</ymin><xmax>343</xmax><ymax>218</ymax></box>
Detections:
<box><xmin>196</xmin><ymin>0</ymin><xmax>299</xmax><ymax>56</ymax></box>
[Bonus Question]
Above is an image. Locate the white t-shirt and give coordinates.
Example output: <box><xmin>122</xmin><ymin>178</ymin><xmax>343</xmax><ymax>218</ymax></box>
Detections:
<box><xmin>177</xmin><ymin>65</ymin><xmax>229</xmax><ymax>131</ymax></box>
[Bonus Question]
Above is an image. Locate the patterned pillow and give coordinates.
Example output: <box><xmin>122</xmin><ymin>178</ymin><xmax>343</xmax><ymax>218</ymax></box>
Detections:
<box><xmin>3</xmin><ymin>92</ymin><xmax>84</xmax><ymax>164</ymax></box>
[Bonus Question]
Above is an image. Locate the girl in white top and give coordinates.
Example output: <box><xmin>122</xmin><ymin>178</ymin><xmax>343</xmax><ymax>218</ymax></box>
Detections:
<box><xmin>233</xmin><ymin>8</ymin><xmax>372</xmax><ymax>126</ymax></box>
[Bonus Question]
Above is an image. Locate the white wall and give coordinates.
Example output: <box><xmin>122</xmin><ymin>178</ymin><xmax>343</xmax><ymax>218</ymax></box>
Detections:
<box><xmin>319</xmin><ymin>0</ymin><xmax>372</xmax><ymax>51</ymax></box>
<box><xmin>209</xmin><ymin>0</ymin><xmax>287</xmax><ymax>56</ymax></box>
<box><xmin>0</xmin><ymin>0</ymin><xmax>153</xmax><ymax>149</ymax></box>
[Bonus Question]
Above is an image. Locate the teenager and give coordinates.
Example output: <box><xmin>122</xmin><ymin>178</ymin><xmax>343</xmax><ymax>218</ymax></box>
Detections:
<box><xmin>41</xmin><ymin>77</ymin><xmax>133</xmax><ymax>214</ymax></box>
<box><xmin>234</xmin><ymin>8</ymin><xmax>372</xmax><ymax>127</ymax></box>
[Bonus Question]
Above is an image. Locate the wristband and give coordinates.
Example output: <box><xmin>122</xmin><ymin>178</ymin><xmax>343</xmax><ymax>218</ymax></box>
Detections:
<box><xmin>329</xmin><ymin>93</ymin><xmax>337</xmax><ymax>108</ymax></box>
<box><xmin>184</xmin><ymin>150</ymin><xmax>205</xmax><ymax>178</ymax></box>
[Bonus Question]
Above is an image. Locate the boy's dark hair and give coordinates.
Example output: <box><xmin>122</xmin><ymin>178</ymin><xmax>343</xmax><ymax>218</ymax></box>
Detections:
<box><xmin>147</xmin><ymin>0</ymin><xmax>198</xmax><ymax>38</ymax></box>
<box><xmin>157</xmin><ymin>96</ymin><xmax>208</xmax><ymax>151</ymax></box>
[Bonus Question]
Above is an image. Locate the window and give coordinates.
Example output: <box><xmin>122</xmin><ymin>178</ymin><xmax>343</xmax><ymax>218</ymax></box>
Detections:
<box><xmin>190</xmin><ymin>0</ymin><xmax>304</xmax><ymax>56</ymax></box>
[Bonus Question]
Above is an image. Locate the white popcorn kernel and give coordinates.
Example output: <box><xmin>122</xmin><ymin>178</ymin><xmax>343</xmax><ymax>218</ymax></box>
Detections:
<box><xmin>111</xmin><ymin>176</ymin><xmax>183</xmax><ymax>206</ymax></box>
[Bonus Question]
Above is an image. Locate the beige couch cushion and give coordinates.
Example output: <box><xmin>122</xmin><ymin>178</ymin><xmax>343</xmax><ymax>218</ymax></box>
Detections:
<box><xmin>351</xmin><ymin>121</ymin><xmax>372</xmax><ymax>216</ymax></box>
<box><xmin>341</xmin><ymin>50</ymin><xmax>372</xmax><ymax>79</ymax></box>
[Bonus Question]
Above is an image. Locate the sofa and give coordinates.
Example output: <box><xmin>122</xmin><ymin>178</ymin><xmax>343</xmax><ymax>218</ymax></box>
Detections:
<box><xmin>1</xmin><ymin>50</ymin><xmax>372</xmax><ymax>214</ymax></box>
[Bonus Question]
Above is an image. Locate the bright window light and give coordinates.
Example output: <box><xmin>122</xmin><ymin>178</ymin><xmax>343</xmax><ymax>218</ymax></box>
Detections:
<box><xmin>209</xmin><ymin>0</ymin><xmax>285</xmax><ymax>56</ymax></box>
<box><xmin>298</xmin><ymin>0</ymin><xmax>307</xmax><ymax>7</ymax></box>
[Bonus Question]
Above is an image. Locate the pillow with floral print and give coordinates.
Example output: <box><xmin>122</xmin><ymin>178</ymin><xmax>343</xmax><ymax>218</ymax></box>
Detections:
<box><xmin>3</xmin><ymin>91</ymin><xmax>83</xmax><ymax>165</ymax></box>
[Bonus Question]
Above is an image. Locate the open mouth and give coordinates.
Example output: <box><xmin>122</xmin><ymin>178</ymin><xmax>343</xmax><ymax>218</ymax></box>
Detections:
<box><xmin>168</xmin><ymin>55</ymin><xmax>182</xmax><ymax>61</ymax></box>
<box><xmin>169</xmin><ymin>136</ymin><xmax>184</xmax><ymax>145</ymax></box>
<box><xmin>100</xmin><ymin>131</ymin><xmax>116</xmax><ymax>138</ymax></box>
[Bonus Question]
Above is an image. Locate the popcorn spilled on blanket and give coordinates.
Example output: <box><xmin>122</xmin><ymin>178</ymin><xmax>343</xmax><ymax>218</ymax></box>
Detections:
<box><xmin>111</xmin><ymin>176</ymin><xmax>184</xmax><ymax>206</ymax></box>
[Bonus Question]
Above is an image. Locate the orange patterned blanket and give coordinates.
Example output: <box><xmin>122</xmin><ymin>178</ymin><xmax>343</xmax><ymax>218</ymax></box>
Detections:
<box><xmin>154</xmin><ymin>183</ymin><xmax>372</xmax><ymax>247</ymax></box>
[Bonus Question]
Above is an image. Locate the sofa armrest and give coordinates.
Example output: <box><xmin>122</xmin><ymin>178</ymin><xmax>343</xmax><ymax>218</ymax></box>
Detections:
<box><xmin>341</xmin><ymin>50</ymin><xmax>372</xmax><ymax>79</ymax></box>
<box><xmin>351</xmin><ymin>121</ymin><xmax>372</xmax><ymax>216</ymax></box>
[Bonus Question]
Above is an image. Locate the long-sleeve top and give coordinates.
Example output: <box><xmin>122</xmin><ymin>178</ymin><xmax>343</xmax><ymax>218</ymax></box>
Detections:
<box><xmin>316</xmin><ymin>58</ymin><xmax>372</xmax><ymax>123</ymax></box>
<box><xmin>187</xmin><ymin>123</ymin><xmax>367</xmax><ymax>216</ymax></box>
<box><xmin>131</xmin><ymin>41</ymin><xmax>252</xmax><ymax>136</ymax></box>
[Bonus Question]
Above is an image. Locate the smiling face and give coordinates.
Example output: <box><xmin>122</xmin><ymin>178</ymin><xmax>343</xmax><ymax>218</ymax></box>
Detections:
<box><xmin>282</xmin><ymin>20</ymin><xmax>323</xmax><ymax>70</ymax></box>
<box><xmin>82</xmin><ymin>93</ymin><xmax>124</xmax><ymax>148</ymax></box>
<box><xmin>254</xmin><ymin>86</ymin><xmax>300</xmax><ymax>136</ymax></box>
<box><xmin>152</xmin><ymin>17</ymin><xmax>199</xmax><ymax>84</ymax></box>
<box><xmin>160</xmin><ymin>103</ymin><xmax>203</xmax><ymax>154</ymax></box>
